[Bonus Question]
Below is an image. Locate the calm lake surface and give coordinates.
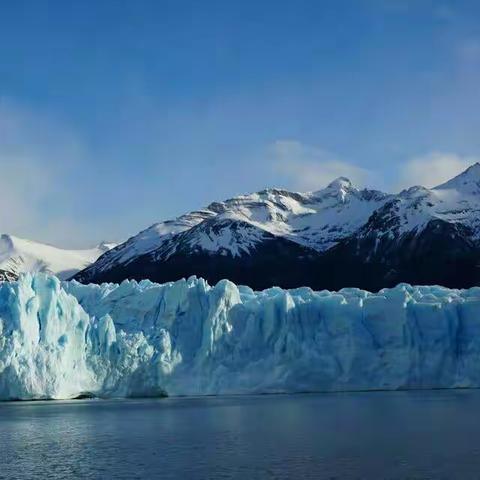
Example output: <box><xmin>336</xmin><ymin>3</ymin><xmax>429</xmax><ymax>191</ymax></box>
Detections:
<box><xmin>1</xmin><ymin>391</ymin><xmax>480</xmax><ymax>479</ymax></box>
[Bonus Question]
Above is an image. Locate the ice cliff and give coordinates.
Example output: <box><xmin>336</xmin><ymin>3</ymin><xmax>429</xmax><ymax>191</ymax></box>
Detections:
<box><xmin>1</xmin><ymin>273</ymin><xmax>480</xmax><ymax>400</ymax></box>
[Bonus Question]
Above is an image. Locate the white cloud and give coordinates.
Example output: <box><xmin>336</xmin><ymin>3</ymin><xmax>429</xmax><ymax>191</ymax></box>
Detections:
<box><xmin>0</xmin><ymin>157</ymin><xmax>50</xmax><ymax>231</ymax></box>
<box><xmin>270</xmin><ymin>142</ymin><xmax>477</xmax><ymax>195</ymax></box>
<box><xmin>396</xmin><ymin>152</ymin><xmax>475</xmax><ymax>190</ymax></box>
<box><xmin>270</xmin><ymin>140</ymin><xmax>373</xmax><ymax>191</ymax></box>
<box><xmin>0</xmin><ymin>99</ymin><xmax>91</xmax><ymax>247</ymax></box>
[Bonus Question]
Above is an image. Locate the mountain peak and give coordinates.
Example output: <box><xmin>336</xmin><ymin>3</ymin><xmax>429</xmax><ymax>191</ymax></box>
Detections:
<box><xmin>96</xmin><ymin>241</ymin><xmax>117</xmax><ymax>252</ymax></box>
<box><xmin>0</xmin><ymin>234</ymin><xmax>118</xmax><ymax>280</ymax></box>
<box><xmin>455</xmin><ymin>162</ymin><xmax>480</xmax><ymax>178</ymax></box>
<box><xmin>434</xmin><ymin>162</ymin><xmax>480</xmax><ymax>193</ymax></box>
<box><xmin>327</xmin><ymin>176</ymin><xmax>352</xmax><ymax>190</ymax></box>
<box><xmin>316</xmin><ymin>177</ymin><xmax>355</xmax><ymax>202</ymax></box>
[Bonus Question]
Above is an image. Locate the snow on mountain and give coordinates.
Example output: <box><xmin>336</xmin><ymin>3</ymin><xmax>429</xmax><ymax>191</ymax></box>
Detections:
<box><xmin>355</xmin><ymin>163</ymin><xmax>480</xmax><ymax>241</ymax></box>
<box><xmin>0</xmin><ymin>234</ymin><xmax>116</xmax><ymax>280</ymax></box>
<box><xmin>76</xmin><ymin>178</ymin><xmax>389</xmax><ymax>284</ymax></box>
<box><xmin>199</xmin><ymin>178</ymin><xmax>389</xmax><ymax>252</ymax></box>
<box><xmin>435</xmin><ymin>162</ymin><xmax>480</xmax><ymax>194</ymax></box>
<box><xmin>83</xmin><ymin>210</ymin><xmax>216</xmax><ymax>277</ymax></box>
<box><xmin>2</xmin><ymin>272</ymin><xmax>480</xmax><ymax>400</ymax></box>
<box><xmin>70</xmin><ymin>162</ymin><xmax>480</xmax><ymax>290</ymax></box>
<box><xmin>158</xmin><ymin>215</ymin><xmax>271</xmax><ymax>258</ymax></box>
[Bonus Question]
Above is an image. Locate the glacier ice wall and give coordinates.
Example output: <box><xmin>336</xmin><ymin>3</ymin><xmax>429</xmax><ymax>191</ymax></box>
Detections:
<box><xmin>1</xmin><ymin>273</ymin><xmax>480</xmax><ymax>400</ymax></box>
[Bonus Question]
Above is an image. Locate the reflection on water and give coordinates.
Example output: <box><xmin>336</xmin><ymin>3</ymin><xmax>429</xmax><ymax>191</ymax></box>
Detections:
<box><xmin>1</xmin><ymin>390</ymin><xmax>480</xmax><ymax>479</ymax></box>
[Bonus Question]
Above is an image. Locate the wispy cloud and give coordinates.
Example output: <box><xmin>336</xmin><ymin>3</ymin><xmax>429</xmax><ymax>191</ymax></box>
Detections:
<box><xmin>270</xmin><ymin>141</ymin><xmax>477</xmax><ymax>194</ymax></box>
<box><xmin>270</xmin><ymin>140</ymin><xmax>373</xmax><ymax>191</ymax></box>
<box><xmin>0</xmin><ymin>99</ymin><xmax>91</xmax><ymax>247</ymax></box>
<box><xmin>395</xmin><ymin>152</ymin><xmax>476</xmax><ymax>190</ymax></box>
<box><xmin>0</xmin><ymin>158</ymin><xmax>50</xmax><ymax>231</ymax></box>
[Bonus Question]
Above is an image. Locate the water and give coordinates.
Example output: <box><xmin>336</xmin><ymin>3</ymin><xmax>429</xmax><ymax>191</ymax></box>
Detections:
<box><xmin>1</xmin><ymin>391</ymin><xmax>480</xmax><ymax>479</ymax></box>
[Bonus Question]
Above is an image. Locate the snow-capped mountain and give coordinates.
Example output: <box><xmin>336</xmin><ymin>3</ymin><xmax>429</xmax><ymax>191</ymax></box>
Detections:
<box><xmin>76</xmin><ymin>178</ymin><xmax>389</xmax><ymax>287</ymax></box>
<box><xmin>75</xmin><ymin>163</ymin><xmax>480</xmax><ymax>290</ymax></box>
<box><xmin>81</xmin><ymin>178</ymin><xmax>388</xmax><ymax>277</ymax></box>
<box><xmin>318</xmin><ymin>163</ymin><xmax>480</xmax><ymax>290</ymax></box>
<box><xmin>0</xmin><ymin>234</ymin><xmax>116</xmax><ymax>280</ymax></box>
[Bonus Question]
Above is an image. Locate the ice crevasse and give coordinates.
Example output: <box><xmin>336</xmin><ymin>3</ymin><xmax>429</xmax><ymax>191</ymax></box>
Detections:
<box><xmin>1</xmin><ymin>273</ymin><xmax>480</xmax><ymax>400</ymax></box>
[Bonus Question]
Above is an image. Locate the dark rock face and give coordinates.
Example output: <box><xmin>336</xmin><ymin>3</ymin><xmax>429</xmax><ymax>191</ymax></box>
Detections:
<box><xmin>73</xmin><ymin>218</ymin><xmax>480</xmax><ymax>291</ymax></box>
<box><xmin>74</xmin><ymin>164</ymin><xmax>480</xmax><ymax>291</ymax></box>
<box><xmin>0</xmin><ymin>269</ymin><xmax>18</xmax><ymax>283</ymax></box>
<box><xmin>75</xmin><ymin>220</ymin><xmax>321</xmax><ymax>290</ymax></box>
<box><xmin>315</xmin><ymin>219</ymin><xmax>480</xmax><ymax>291</ymax></box>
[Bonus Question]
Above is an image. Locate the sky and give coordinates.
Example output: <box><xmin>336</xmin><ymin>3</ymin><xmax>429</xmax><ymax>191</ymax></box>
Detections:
<box><xmin>1</xmin><ymin>0</ymin><xmax>480</xmax><ymax>248</ymax></box>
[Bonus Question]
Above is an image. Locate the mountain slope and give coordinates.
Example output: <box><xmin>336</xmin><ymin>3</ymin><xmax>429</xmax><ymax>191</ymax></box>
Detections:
<box><xmin>82</xmin><ymin>217</ymin><xmax>322</xmax><ymax>289</ymax></box>
<box><xmin>309</xmin><ymin>164</ymin><xmax>480</xmax><ymax>290</ymax></box>
<box><xmin>75</xmin><ymin>179</ymin><xmax>389</xmax><ymax>286</ymax></box>
<box><xmin>0</xmin><ymin>235</ymin><xmax>116</xmax><ymax>280</ymax></box>
<box><xmin>75</xmin><ymin>162</ymin><xmax>480</xmax><ymax>290</ymax></box>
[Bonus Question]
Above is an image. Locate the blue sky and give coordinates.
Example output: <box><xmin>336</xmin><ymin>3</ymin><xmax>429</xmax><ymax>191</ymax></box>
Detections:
<box><xmin>1</xmin><ymin>0</ymin><xmax>480</xmax><ymax>247</ymax></box>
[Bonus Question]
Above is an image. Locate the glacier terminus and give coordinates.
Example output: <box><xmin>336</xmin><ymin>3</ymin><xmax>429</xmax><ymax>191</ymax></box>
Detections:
<box><xmin>1</xmin><ymin>273</ymin><xmax>480</xmax><ymax>400</ymax></box>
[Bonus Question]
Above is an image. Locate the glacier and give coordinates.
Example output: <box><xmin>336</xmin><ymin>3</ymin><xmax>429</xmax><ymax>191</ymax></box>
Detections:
<box><xmin>1</xmin><ymin>273</ymin><xmax>480</xmax><ymax>400</ymax></box>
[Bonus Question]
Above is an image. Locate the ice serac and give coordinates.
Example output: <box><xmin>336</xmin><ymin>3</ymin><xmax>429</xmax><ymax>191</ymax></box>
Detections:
<box><xmin>2</xmin><ymin>273</ymin><xmax>480</xmax><ymax>400</ymax></box>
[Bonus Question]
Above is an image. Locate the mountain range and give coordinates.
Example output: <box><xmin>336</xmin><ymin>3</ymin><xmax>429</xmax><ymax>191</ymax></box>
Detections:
<box><xmin>3</xmin><ymin>164</ymin><xmax>480</xmax><ymax>290</ymax></box>
<box><xmin>70</xmin><ymin>163</ymin><xmax>480</xmax><ymax>291</ymax></box>
<box><xmin>0</xmin><ymin>235</ymin><xmax>116</xmax><ymax>281</ymax></box>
